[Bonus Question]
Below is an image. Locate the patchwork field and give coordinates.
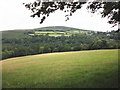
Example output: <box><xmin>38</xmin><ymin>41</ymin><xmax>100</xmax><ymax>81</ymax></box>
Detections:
<box><xmin>2</xmin><ymin>49</ymin><xmax>119</xmax><ymax>88</ymax></box>
<box><xmin>26</xmin><ymin>26</ymin><xmax>96</xmax><ymax>37</ymax></box>
<box><xmin>1</xmin><ymin>26</ymin><xmax>97</xmax><ymax>39</ymax></box>
<box><xmin>29</xmin><ymin>30</ymin><xmax>90</xmax><ymax>37</ymax></box>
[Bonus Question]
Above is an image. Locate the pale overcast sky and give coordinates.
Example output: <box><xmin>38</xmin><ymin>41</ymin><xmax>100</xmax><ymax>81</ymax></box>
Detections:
<box><xmin>0</xmin><ymin>0</ymin><xmax>118</xmax><ymax>32</ymax></box>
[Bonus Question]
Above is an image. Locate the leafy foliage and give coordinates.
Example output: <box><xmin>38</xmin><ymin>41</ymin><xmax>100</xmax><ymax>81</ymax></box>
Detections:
<box><xmin>87</xmin><ymin>1</ymin><xmax>120</xmax><ymax>26</ymax></box>
<box><xmin>2</xmin><ymin>26</ymin><xmax>120</xmax><ymax>60</ymax></box>
<box><xmin>24</xmin><ymin>0</ymin><xmax>120</xmax><ymax>27</ymax></box>
<box><xmin>24</xmin><ymin>2</ymin><xmax>86</xmax><ymax>23</ymax></box>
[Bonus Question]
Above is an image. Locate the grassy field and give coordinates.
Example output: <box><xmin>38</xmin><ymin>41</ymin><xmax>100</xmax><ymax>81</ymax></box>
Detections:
<box><xmin>2</xmin><ymin>49</ymin><xmax>118</xmax><ymax>88</ymax></box>
<box><xmin>27</xmin><ymin>26</ymin><xmax>92</xmax><ymax>37</ymax></box>
<box><xmin>30</xmin><ymin>30</ymin><xmax>88</xmax><ymax>37</ymax></box>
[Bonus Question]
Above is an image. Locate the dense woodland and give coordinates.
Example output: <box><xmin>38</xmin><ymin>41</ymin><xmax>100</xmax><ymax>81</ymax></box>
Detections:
<box><xmin>1</xmin><ymin>26</ymin><xmax>120</xmax><ymax>60</ymax></box>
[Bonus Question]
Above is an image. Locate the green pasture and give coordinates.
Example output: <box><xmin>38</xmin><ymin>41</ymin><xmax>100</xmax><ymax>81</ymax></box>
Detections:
<box><xmin>29</xmin><ymin>30</ymin><xmax>72</xmax><ymax>37</ymax></box>
<box><xmin>49</xmin><ymin>34</ymin><xmax>63</xmax><ymax>37</ymax></box>
<box><xmin>2</xmin><ymin>49</ymin><xmax>118</xmax><ymax>88</ymax></box>
<box><xmin>29</xmin><ymin>30</ymin><xmax>84</xmax><ymax>37</ymax></box>
<box><xmin>35</xmin><ymin>31</ymin><xmax>55</xmax><ymax>34</ymax></box>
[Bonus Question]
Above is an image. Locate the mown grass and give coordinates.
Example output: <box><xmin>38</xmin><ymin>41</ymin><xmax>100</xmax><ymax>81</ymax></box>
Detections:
<box><xmin>2</xmin><ymin>49</ymin><xmax>118</xmax><ymax>88</ymax></box>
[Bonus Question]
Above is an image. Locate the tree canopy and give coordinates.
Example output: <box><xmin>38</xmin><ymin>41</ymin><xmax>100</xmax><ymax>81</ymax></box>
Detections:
<box><xmin>24</xmin><ymin>0</ymin><xmax>119</xmax><ymax>30</ymax></box>
<box><xmin>2</xmin><ymin>28</ymin><xmax>120</xmax><ymax>60</ymax></box>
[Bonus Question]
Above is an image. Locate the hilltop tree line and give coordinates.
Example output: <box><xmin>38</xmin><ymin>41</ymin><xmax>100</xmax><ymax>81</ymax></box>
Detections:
<box><xmin>2</xmin><ymin>31</ymin><xmax>120</xmax><ymax>60</ymax></box>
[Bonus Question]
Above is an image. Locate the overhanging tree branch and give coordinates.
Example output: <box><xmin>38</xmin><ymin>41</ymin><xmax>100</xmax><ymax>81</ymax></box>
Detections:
<box><xmin>23</xmin><ymin>0</ymin><xmax>119</xmax><ymax>28</ymax></box>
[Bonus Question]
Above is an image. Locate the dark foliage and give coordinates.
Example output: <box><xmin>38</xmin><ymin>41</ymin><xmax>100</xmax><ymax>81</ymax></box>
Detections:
<box><xmin>24</xmin><ymin>0</ymin><xmax>120</xmax><ymax>27</ymax></box>
<box><xmin>2</xmin><ymin>29</ymin><xmax>120</xmax><ymax>60</ymax></box>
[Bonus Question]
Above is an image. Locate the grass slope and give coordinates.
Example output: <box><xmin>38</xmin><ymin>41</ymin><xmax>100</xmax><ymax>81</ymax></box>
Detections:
<box><xmin>2</xmin><ymin>49</ymin><xmax>118</xmax><ymax>88</ymax></box>
<box><xmin>1</xmin><ymin>26</ymin><xmax>97</xmax><ymax>39</ymax></box>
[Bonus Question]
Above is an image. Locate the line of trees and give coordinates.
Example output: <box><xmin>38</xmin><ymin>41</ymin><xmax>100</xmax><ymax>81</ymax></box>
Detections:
<box><xmin>2</xmin><ymin>31</ymin><xmax>120</xmax><ymax>60</ymax></box>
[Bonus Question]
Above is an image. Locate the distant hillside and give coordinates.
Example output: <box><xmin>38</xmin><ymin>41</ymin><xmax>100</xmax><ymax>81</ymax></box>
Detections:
<box><xmin>2</xmin><ymin>26</ymin><xmax>98</xmax><ymax>39</ymax></box>
<box><xmin>35</xmin><ymin>26</ymin><xmax>95</xmax><ymax>31</ymax></box>
<box><xmin>2</xmin><ymin>26</ymin><xmax>119</xmax><ymax>60</ymax></box>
